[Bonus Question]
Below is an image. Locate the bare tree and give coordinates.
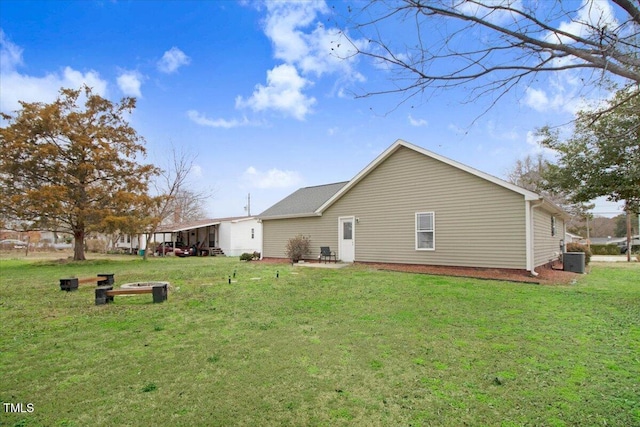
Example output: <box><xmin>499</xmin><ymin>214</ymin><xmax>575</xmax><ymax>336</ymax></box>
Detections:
<box><xmin>506</xmin><ymin>154</ymin><xmax>551</xmax><ymax>193</ymax></box>
<box><xmin>142</xmin><ymin>148</ymin><xmax>212</xmax><ymax>260</ymax></box>
<box><xmin>170</xmin><ymin>189</ymin><xmax>208</xmax><ymax>223</ymax></box>
<box><xmin>343</xmin><ymin>1</ymin><xmax>640</xmax><ymax>112</ymax></box>
<box><xmin>506</xmin><ymin>153</ymin><xmax>594</xmax><ymax>232</ymax></box>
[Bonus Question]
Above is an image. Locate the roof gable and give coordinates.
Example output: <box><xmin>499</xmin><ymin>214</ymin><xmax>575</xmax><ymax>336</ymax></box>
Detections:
<box><xmin>258</xmin><ymin>182</ymin><xmax>349</xmax><ymax>219</ymax></box>
<box><xmin>260</xmin><ymin>139</ymin><xmax>561</xmax><ymax>220</ymax></box>
<box><xmin>317</xmin><ymin>139</ymin><xmax>541</xmax><ymax>213</ymax></box>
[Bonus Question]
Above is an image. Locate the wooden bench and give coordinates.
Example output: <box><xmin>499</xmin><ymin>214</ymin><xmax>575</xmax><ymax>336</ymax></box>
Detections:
<box><xmin>95</xmin><ymin>283</ymin><xmax>168</xmax><ymax>305</ymax></box>
<box><xmin>60</xmin><ymin>274</ymin><xmax>115</xmax><ymax>291</ymax></box>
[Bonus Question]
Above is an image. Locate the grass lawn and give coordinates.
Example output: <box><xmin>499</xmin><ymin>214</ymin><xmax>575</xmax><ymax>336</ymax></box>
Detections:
<box><xmin>0</xmin><ymin>254</ymin><xmax>638</xmax><ymax>426</ymax></box>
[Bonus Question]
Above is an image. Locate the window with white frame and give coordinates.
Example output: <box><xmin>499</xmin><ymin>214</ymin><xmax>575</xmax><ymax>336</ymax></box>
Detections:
<box><xmin>416</xmin><ymin>212</ymin><xmax>435</xmax><ymax>250</ymax></box>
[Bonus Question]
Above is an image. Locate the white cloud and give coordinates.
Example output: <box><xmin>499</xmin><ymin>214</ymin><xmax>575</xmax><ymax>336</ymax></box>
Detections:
<box><xmin>522</xmin><ymin>1</ymin><xmax>620</xmax><ymax>116</ymax></box>
<box><xmin>547</xmin><ymin>0</ymin><xmax>618</xmax><ymax>44</ymax></box>
<box><xmin>1</xmin><ymin>30</ymin><xmax>108</xmax><ymax>113</ymax></box>
<box><xmin>0</xmin><ymin>29</ymin><xmax>22</xmax><ymax>72</ymax></box>
<box><xmin>186</xmin><ymin>110</ymin><xmax>261</xmax><ymax>129</ymax></box>
<box><xmin>456</xmin><ymin>0</ymin><xmax>524</xmax><ymax>26</ymax></box>
<box><xmin>230</xmin><ymin>1</ymin><xmax>365</xmax><ymax>120</ymax></box>
<box><xmin>263</xmin><ymin>1</ymin><xmax>326</xmax><ymax>65</ymax></box>
<box><xmin>408</xmin><ymin>115</ymin><xmax>428</xmax><ymax>127</ymax></box>
<box><xmin>117</xmin><ymin>70</ymin><xmax>144</xmax><ymax>98</ymax></box>
<box><xmin>523</xmin><ymin>87</ymin><xmax>549</xmax><ymax>112</ymax></box>
<box><xmin>157</xmin><ymin>47</ymin><xmax>191</xmax><ymax>74</ymax></box>
<box><xmin>191</xmin><ymin>165</ymin><xmax>203</xmax><ymax>179</ymax></box>
<box><xmin>235</xmin><ymin>64</ymin><xmax>316</xmax><ymax>120</ymax></box>
<box><xmin>1</xmin><ymin>67</ymin><xmax>108</xmax><ymax>114</ymax></box>
<box><xmin>523</xmin><ymin>76</ymin><xmax>592</xmax><ymax>115</ymax></box>
<box><xmin>263</xmin><ymin>1</ymin><xmax>363</xmax><ymax>79</ymax></box>
<box><xmin>242</xmin><ymin>166</ymin><xmax>302</xmax><ymax>189</ymax></box>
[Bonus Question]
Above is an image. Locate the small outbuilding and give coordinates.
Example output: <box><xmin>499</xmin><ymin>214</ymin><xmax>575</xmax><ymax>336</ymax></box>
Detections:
<box><xmin>259</xmin><ymin>139</ymin><xmax>569</xmax><ymax>274</ymax></box>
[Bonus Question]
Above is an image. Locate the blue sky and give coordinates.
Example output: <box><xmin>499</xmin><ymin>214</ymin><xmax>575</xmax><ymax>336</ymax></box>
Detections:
<box><xmin>0</xmin><ymin>0</ymin><xmax>625</xmax><ymax>218</ymax></box>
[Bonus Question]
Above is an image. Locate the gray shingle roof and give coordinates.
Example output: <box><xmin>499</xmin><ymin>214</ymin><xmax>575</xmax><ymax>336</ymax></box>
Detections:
<box><xmin>259</xmin><ymin>182</ymin><xmax>349</xmax><ymax>218</ymax></box>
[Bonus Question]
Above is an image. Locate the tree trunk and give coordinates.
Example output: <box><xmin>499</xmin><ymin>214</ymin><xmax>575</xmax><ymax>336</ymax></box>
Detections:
<box><xmin>73</xmin><ymin>229</ymin><xmax>86</xmax><ymax>261</ymax></box>
<box><xmin>626</xmin><ymin>209</ymin><xmax>632</xmax><ymax>263</ymax></box>
<box><xmin>24</xmin><ymin>239</ymin><xmax>30</xmax><ymax>257</ymax></box>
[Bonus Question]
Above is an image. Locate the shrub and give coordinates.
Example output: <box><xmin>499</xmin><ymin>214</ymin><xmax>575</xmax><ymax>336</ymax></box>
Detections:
<box><xmin>239</xmin><ymin>252</ymin><xmax>253</xmax><ymax>261</ymax></box>
<box><xmin>566</xmin><ymin>242</ymin><xmax>592</xmax><ymax>265</ymax></box>
<box><xmin>285</xmin><ymin>235</ymin><xmax>310</xmax><ymax>262</ymax></box>
<box><xmin>86</xmin><ymin>238</ymin><xmax>107</xmax><ymax>253</ymax></box>
<box><xmin>590</xmin><ymin>244</ymin><xmax>622</xmax><ymax>255</ymax></box>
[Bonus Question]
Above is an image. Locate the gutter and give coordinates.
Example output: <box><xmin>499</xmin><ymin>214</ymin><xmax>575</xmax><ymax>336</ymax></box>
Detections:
<box><xmin>526</xmin><ymin>199</ymin><xmax>545</xmax><ymax>276</ymax></box>
<box><xmin>257</xmin><ymin>212</ymin><xmax>323</xmax><ymax>221</ymax></box>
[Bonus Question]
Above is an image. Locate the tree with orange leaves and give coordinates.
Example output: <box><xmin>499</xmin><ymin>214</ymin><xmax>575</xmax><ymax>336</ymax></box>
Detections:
<box><xmin>0</xmin><ymin>86</ymin><xmax>158</xmax><ymax>260</ymax></box>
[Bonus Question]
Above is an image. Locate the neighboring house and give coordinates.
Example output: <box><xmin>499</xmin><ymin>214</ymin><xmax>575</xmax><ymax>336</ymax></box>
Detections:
<box><xmin>591</xmin><ymin>235</ymin><xmax>640</xmax><ymax>252</ymax></box>
<box><xmin>154</xmin><ymin>216</ymin><xmax>262</xmax><ymax>257</ymax></box>
<box><xmin>1</xmin><ymin>229</ymin><xmax>73</xmax><ymax>249</ymax></box>
<box><xmin>590</xmin><ymin>236</ymin><xmax>640</xmax><ymax>245</ymax></box>
<box><xmin>565</xmin><ymin>232</ymin><xmax>585</xmax><ymax>244</ymax></box>
<box><xmin>114</xmin><ymin>233</ymin><xmax>142</xmax><ymax>253</ymax></box>
<box><xmin>259</xmin><ymin>139</ymin><xmax>569</xmax><ymax>274</ymax></box>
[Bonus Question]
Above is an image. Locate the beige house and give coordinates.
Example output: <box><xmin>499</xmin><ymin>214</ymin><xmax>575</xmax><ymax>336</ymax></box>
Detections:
<box><xmin>259</xmin><ymin>140</ymin><xmax>569</xmax><ymax>274</ymax></box>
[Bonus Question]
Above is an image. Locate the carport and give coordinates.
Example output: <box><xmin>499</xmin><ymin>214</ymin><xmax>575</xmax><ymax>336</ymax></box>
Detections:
<box><xmin>155</xmin><ymin>219</ymin><xmax>223</xmax><ymax>256</ymax></box>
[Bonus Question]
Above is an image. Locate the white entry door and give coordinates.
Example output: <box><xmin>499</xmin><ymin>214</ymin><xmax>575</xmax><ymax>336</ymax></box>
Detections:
<box><xmin>339</xmin><ymin>216</ymin><xmax>355</xmax><ymax>262</ymax></box>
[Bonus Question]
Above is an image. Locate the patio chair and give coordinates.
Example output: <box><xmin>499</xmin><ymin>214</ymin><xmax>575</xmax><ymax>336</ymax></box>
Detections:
<box><xmin>320</xmin><ymin>246</ymin><xmax>337</xmax><ymax>263</ymax></box>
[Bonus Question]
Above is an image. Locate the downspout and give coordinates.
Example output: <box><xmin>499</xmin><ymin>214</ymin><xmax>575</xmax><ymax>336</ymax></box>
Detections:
<box><xmin>526</xmin><ymin>199</ymin><xmax>545</xmax><ymax>276</ymax></box>
<box><xmin>258</xmin><ymin>219</ymin><xmax>264</xmax><ymax>260</ymax></box>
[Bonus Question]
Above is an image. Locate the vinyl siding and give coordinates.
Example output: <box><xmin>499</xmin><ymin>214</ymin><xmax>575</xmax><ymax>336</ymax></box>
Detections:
<box><xmin>264</xmin><ymin>146</ymin><xmax>529</xmax><ymax>269</ymax></box>
<box><xmin>533</xmin><ymin>208</ymin><xmax>564</xmax><ymax>267</ymax></box>
<box><xmin>262</xmin><ymin>216</ymin><xmax>337</xmax><ymax>261</ymax></box>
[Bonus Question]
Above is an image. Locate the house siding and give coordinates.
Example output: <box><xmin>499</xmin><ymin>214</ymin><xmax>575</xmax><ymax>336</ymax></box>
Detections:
<box><xmin>228</xmin><ymin>219</ymin><xmax>262</xmax><ymax>257</ymax></box>
<box><xmin>262</xmin><ymin>216</ymin><xmax>336</xmax><ymax>261</ymax></box>
<box><xmin>533</xmin><ymin>208</ymin><xmax>564</xmax><ymax>267</ymax></box>
<box><xmin>263</xmin><ymin>146</ymin><xmax>529</xmax><ymax>269</ymax></box>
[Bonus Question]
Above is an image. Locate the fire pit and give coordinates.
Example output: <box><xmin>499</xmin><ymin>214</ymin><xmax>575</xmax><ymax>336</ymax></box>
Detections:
<box><xmin>120</xmin><ymin>281</ymin><xmax>170</xmax><ymax>289</ymax></box>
